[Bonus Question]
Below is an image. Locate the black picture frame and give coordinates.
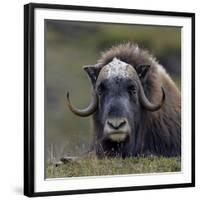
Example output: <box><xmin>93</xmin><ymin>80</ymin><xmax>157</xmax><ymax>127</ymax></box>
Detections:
<box><xmin>24</xmin><ymin>3</ymin><xmax>195</xmax><ymax>197</ymax></box>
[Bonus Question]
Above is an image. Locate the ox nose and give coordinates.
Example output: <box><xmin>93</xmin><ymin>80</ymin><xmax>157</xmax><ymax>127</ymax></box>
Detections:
<box><xmin>107</xmin><ymin>118</ymin><xmax>127</xmax><ymax>130</ymax></box>
<box><xmin>104</xmin><ymin>118</ymin><xmax>130</xmax><ymax>141</ymax></box>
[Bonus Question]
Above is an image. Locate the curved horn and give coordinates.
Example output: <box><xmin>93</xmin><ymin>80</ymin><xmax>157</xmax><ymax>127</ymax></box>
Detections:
<box><xmin>66</xmin><ymin>91</ymin><xmax>98</xmax><ymax>117</ymax></box>
<box><xmin>138</xmin><ymin>82</ymin><xmax>165</xmax><ymax>112</ymax></box>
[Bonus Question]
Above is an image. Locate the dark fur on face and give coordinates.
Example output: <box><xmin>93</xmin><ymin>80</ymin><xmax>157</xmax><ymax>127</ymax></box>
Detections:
<box><xmin>83</xmin><ymin>43</ymin><xmax>181</xmax><ymax>157</ymax></box>
<box><xmin>94</xmin><ymin>76</ymin><xmax>141</xmax><ymax>158</ymax></box>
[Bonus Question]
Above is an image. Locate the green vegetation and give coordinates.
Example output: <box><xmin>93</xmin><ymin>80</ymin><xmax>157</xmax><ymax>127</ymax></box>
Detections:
<box><xmin>46</xmin><ymin>156</ymin><xmax>181</xmax><ymax>178</ymax></box>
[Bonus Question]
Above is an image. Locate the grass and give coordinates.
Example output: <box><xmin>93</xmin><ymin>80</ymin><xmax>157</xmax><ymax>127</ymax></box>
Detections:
<box><xmin>46</xmin><ymin>156</ymin><xmax>181</xmax><ymax>178</ymax></box>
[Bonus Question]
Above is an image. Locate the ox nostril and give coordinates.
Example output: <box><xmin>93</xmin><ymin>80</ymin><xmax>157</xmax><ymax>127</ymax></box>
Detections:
<box><xmin>107</xmin><ymin>119</ymin><xmax>127</xmax><ymax>130</ymax></box>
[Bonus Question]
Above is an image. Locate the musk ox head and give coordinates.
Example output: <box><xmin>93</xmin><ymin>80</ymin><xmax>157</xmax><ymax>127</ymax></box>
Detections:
<box><xmin>67</xmin><ymin>57</ymin><xmax>165</xmax><ymax>155</ymax></box>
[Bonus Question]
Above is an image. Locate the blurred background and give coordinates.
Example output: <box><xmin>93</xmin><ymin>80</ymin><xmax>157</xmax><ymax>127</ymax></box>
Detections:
<box><xmin>45</xmin><ymin>20</ymin><xmax>181</xmax><ymax>163</ymax></box>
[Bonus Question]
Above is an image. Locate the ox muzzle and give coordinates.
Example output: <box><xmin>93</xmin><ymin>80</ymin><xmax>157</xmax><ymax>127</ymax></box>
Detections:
<box><xmin>103</xmin><ymin>117</ymin><xmax>131</xmax><ymax>142</ymax></box>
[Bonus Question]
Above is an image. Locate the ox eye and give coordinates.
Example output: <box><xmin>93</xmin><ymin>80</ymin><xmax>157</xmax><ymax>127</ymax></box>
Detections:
<box><xmin>97</xmin><ymin>83</ymin><xmax>106</xmax><ymax>95</ymax></box>
<box><xmin>128</xmin><ymin>85</ymin><xmax>136</xmax><ymax>95</ymax></box>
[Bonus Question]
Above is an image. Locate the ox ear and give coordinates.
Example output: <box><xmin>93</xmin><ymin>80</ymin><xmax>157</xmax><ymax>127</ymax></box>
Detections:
<box><xmin>83</xmin><ymin>65</ymin><xmax>101</xmax><ymax>87</ymax></box>
<box><xmin>136</xmin><ymin>64</ymin><xmax>151</xmax><ymax>79</ymax></box>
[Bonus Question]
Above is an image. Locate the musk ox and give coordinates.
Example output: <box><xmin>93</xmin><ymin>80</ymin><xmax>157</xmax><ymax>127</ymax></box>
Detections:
<box><xmin>67</xmin><ymin>43</ymin><xmax>181</xmax><ymax>158</ymax></box>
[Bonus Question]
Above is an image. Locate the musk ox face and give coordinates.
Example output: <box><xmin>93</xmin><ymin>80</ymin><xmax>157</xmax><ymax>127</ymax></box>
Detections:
<box><xmin>66</xmin><ymin>57</ymin><xmax>165</xmax><ymax>157</ymax></box>
<box><xmin>95</xmin><ymin>77</ymin><xmax>139</xmax><ymax>143</ymax></box>
<box><xmin>95</xmin><ymin>58</ymin><xmax>141</xmax><ymax>143</ymax></box>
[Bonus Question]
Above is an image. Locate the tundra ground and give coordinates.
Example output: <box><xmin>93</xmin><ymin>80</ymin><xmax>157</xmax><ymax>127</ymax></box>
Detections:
<box><xmin>46</xmin><ymin>156</ymin><xmax>181</xmax><ymax>178</ymax></box>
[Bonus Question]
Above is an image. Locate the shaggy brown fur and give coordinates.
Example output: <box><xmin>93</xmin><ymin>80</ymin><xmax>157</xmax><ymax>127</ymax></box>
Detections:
<box><xmin>92</xmin><ymin>43</ymin><xmax>181</xmax><ymax>156</ymax></box>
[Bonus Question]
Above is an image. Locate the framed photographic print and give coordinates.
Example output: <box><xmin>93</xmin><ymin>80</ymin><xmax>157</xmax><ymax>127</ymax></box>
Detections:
<box><xmin>24</xmin><ymin>3</ymin><xmax>195</xmax><ymax>197</ymax></box>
